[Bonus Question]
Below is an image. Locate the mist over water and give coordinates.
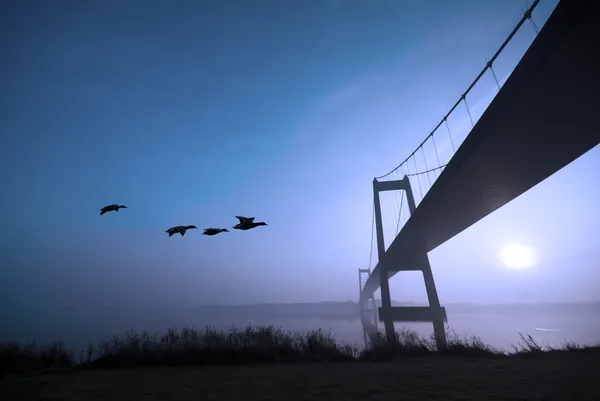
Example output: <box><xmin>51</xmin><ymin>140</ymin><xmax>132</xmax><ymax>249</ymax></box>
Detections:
<box><xmin>3</xmin><ymin>303</ymin><xmax>599</xmax><ymax>353</ymax></box>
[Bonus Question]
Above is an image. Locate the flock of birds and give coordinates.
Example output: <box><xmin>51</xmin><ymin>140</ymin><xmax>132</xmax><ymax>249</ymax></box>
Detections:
<box><xmin>99</xmin><ymin>204</ymin><xmax>268</xmax><ymax>237</ymax></box>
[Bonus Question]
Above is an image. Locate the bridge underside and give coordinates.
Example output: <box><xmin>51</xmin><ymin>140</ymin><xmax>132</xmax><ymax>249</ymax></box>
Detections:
<box><xmin>362</xmin><ymin>0</ymin><xmax>600</xmax><ymax>299</ymax></box>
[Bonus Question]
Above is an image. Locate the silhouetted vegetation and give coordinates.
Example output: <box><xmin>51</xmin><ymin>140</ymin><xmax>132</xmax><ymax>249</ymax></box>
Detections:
<box><xmin>81</xmin><ymin>326</ymin><xmax>356</xmax><ymax>370</ymax></box>
<box><xmin>0</xmin><ymin>340</ymin><xmax>74</xmax><ymax>377</ymax></box>
<box><xmin>1</xmin><ymin>325</ymin><xmax>598</xmax><ymax>377</ymax></box>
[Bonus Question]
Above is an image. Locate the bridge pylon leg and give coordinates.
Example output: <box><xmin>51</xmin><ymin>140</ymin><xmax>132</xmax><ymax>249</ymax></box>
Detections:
<box><xmin>373</xmin><ymin>183</ymin><xmax>396</xmax><ymax>343</ymax></box>
<box><xmin>371</xmin><ymin>177</ymin><xmax>447</xmax><ymax>349</ymax></box>
<box><xmin>417</xmin><ymin>252</ymin><xmax>447</xmax><ymax>349</ymax></box>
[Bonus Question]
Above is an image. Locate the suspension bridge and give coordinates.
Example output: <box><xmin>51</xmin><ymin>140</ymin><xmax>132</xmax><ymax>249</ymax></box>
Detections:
<box><xmin>358</xmin><ymin>0</ymin><xmax>600</xmax><ymax>347</ymax></box>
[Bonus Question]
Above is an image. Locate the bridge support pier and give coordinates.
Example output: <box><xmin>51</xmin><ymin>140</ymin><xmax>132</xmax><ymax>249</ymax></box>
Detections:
<box><xmin>371</xmin><ymin>177</ymin><xmax>447</xmax><ymax>349</ymax></box>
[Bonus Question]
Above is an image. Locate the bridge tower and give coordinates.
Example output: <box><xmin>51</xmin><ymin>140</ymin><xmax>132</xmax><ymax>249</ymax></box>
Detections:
<box><xmin>358</xmin><ymin>268</ymin><xmax>378</xmax><ymax>346</ymax></box>
<box><xmin>372</xmin><ymin>176</ymin><xmax>447</xmax><ymax>348</ymax></box>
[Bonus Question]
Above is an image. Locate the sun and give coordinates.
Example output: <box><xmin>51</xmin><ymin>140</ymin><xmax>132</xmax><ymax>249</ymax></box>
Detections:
<box><xmin>498</xmin><ymin>243</ymin><xmax>535</xmax><ymax>269</ymax></box>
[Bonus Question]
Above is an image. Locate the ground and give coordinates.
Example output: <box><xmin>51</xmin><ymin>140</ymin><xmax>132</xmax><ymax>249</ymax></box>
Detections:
<box><xmin>1</xmin><ymin>351</ymin><xmax>599</xmax><ymax>400</ymax></box>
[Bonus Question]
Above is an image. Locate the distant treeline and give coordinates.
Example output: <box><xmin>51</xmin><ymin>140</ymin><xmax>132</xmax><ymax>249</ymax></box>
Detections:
<box><xmin>193</xmin><ymin>301</ymin><xmax>600</xmax><ymax>320</ymax></box>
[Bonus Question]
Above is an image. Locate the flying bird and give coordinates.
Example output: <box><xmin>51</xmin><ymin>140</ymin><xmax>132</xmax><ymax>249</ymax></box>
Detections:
<box><xmin>202</xmin><ymin>228</ymin><xmax>229</xmax><ymax>236</ymax></box>
<box><xmin>233</xmin><ymin>216</ymin><xmax>268</xmax><ymax>230</ymax></box>
<box><xmin>166</xmin><ymin>225</ymin><xmax>198</xmax><ymax>237</ymax></box>
<box><xmin>100</xmin><ymin>204</ymin><xmax>128</xmax><ymax>215</ymax></box>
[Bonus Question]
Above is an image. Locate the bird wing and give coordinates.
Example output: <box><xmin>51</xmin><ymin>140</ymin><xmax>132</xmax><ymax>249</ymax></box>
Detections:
<box><xmin>100</xmin><ymin>209</ymin><xmax>107</xmax><ymax>215</ymax></box>
<box><xmin>235</xmin><ymin>216</ymin><xmax>248</xmax><ymax>223</ymax></box>
<box><xmin>246</xmin><ymin>217</ymin><xmax>255</xmax><ymax>223</ymax></box>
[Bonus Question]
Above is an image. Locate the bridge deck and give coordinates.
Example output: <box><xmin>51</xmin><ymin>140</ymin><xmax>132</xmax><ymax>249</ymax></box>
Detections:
<box><xmin>362</xmin><ymin>0</ymin><xmax>600</xmax><ymax>299</ymax></box>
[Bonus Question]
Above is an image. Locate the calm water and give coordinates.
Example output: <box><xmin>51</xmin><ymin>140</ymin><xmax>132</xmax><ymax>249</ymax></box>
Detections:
<box><xmin>4</xmin><ymin>305</ymin><xmax>600</xmax><ymax>353</ymax></box>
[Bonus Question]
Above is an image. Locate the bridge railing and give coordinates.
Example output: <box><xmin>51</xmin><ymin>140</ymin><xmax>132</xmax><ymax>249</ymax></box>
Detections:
<box><xmin>371</xmin><ymin>0</ymin><xmax>545</xmax><ymax>254</ymax></box>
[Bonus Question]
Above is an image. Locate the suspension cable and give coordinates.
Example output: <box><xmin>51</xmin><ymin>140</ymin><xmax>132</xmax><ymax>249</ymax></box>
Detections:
<box><xmin>432</xmin><ymin>131</ymin><xmax>442</xmax><ymax>167</ymax></box>
<box><xmin>392</xmin><ymin>169</ymin><xmax>401</xmax><ymax>234</ymax></box>
<box><xmin>524</xmin><ymin>5</ymin><xmax>540</xmax><ymax>34</ymax></box>
<box><xmin>395</xmin><ymin>191</ymin><xmax>405</xmax><ymax>235</ymax></box>
<box><xmin>445</xmin><ymin>118</ymin><xmax>456</xmax><ymax>153</ymax></box>
<box><xmin>463</xmin><ymin>95</ymin><xmax>475</xmax><ymax>128</ymax></box>
<box><xmin>421</xmin><ymin>145</ymin><xmax>432</xmax><ymax>187</ymax></box>
<box><xmin>529</xmin><ymin>17</ymin><xmax>540</xmax><ymax>34</ymax></box>
<box><xmin>368</xmin><ymin>202</ymin><xmax>375</xmax><ymax>270</ymax></box>
<box><xmin>383</xmin><ymin>191</ymin><xmax>392</xmax><ymax>249</ymax></box>
<box><xmin>406</xmin><ymin>163</ymin><xmax>448</xmax><ymax>177</ymax></box>
<box><xmin>412</xmin><ymin>155</ymin><xmax>423</xmax><ymax>199</ymax></box>
<box><xmin>488</xmin><ymin>59</ymin><xmax>501</xmax><ymax>91</ymax></box>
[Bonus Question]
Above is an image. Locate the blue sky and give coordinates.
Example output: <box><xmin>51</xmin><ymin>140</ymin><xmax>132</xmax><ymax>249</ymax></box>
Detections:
<box><xmin>1</xmin><ymin>0</ymin><xmax>598</xmax><ymax>320</ymax></box>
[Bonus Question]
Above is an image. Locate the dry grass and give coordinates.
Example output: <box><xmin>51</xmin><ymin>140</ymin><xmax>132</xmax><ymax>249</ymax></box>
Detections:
<box><xmin>1</xmin><ymin>325</ymin><xmax>599</xmax><ymax>400</ymax></box>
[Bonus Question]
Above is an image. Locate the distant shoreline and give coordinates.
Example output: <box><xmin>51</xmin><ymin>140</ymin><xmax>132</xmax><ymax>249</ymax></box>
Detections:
<box><xmin>191</xmin><ymin>300</ymin><xmax>600</xmax><ymax>320</ymax></box>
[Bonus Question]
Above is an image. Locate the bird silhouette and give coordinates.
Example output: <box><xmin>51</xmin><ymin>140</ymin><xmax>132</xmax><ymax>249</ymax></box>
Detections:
<box><xmin>203</xmin><ymin>228</ymin><xmax>229</xmax><ymax>236</ymax></box>
<box><xmin>233</xmin><ymin>216</ymin><xmax>268</xmax><ymax>230</ymax></box>
<box><xmin>166</xmin><ymin>225</ymin><xmax>198</xmax><ymax>237</ymax></box>
<box><xmin>100</xmin><ymin>204</ymin><xmax>128</xmax><ymax>215</ymax></box>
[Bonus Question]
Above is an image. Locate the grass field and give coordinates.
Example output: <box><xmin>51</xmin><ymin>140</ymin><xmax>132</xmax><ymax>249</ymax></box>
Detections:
<box><xmin>1</xmin><ymin>325</ymin><xmax>599</xmax><ymax>400</ymax></box>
